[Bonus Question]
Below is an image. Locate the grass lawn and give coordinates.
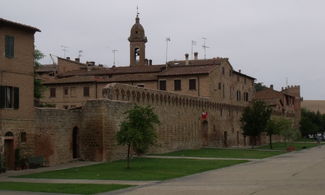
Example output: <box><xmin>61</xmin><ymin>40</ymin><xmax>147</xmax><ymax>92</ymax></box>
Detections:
<box><xmin>0</xmin><ymin>182</ymin><xmax>132</xmax><ymax>194</ymax></box>
<box><xmin>16</xmin><ymin>158</ymin><xmax>247</xmax><ymax>181</ymax></box>
<box><xmin>156</xmin><ymin>148</ymin><xmax>285</xmax><ymax>159</ymax></box>
<box><xmin>256</xmin><ymin>142</ymin><xmax>321</xmax><ymax>150</ymax></box>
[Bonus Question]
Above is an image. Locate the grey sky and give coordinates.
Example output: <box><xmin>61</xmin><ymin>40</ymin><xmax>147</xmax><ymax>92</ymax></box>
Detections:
<box><xmin>1</xmin><ymin>0</ymin><xmax>325</xmax><ymax>100</ymax></box>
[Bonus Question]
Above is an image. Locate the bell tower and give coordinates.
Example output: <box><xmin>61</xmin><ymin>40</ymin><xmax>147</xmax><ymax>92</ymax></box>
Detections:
<box><xmin>128</xmin><ymin>13</ymin><xmax>147</xmax><ymax>66</ymax></box>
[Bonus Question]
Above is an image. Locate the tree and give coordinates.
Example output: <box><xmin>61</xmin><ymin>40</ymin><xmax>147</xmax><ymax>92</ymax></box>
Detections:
<box><xmin>278</xmin><ymin>119</ymin><xmax>298</xmax><ymax>145</ymax></box>
<box><xmin>241</xmin><ymin>101</ymin><xmax>272</xmax><ymax>147</ymax></box>
<box><xmin>266</xmin><ymin>118</ymin><xmax>294</xmax><ymax>149</ymax></box>
<box><xmin>116</xmin><ymin>105</ymin><xmax>160</xmax><ymax>168</ymax></box>
<box><xmin>254</xmin><ymin>82</ymin><xmax>268</xmax><ymax>92</ymax></box>
<box><xmin>34</xmin><ymin>49</ymin><xmax>45</xmax><ymax>99</ymax></box>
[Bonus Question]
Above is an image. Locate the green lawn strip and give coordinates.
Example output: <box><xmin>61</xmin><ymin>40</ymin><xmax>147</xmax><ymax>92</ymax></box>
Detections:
<box><xmin>155</xmin><ymin>148</ymin><xmax>285</xmax><ymax>159</ymax></box>
<box><xmin>256</xmin><ymin>142</ymin><xmax>321</xmax><ymax>150</ymax></box>
<box><xmin>16</xmin><ymin>158</ymin><xmax>247</xmax><ymax>181</ymax></box>
<box><xmin>0</xmin><ymin>182</ymin><xmax>132</xmax><ymax>195</ymax></box>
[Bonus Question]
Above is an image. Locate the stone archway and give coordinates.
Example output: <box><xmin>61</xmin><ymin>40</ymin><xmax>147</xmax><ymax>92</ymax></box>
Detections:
<box><xmin>201</xmin><ymin>121</ymin><xmax>208</xmax><ymax>146</ymax></box>
<box><xmin>72</xmin><ymin>127</ymin><xmax>80</xmax><ymax>159</ymax></box>
<box><xmin>4</xmin><ymin>131</ymin><xmax>14</xmax><ymax>170</ymax></box>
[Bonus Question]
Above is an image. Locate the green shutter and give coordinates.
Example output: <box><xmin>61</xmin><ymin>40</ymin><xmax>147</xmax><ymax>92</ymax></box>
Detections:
<box><xmin>5</xmin><ymin>36</ymin><xmax>14</xmax><ymax>58</ymax></box>
<box><xmin>14</xmin><ymin>87</ymin><xmax>19</xmax><ymax>109</ymax></box>
<box><xmin>0</xmin><ymin>86</ymin><xmax>5</xmax><ymax>108</ymax></box>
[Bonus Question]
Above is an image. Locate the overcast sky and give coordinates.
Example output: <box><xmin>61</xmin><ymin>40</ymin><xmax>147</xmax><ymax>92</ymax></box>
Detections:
<box><xmin>1</xmin><ymin>0</ymin><xmax>325</xmax><ymax>100</ymax></box>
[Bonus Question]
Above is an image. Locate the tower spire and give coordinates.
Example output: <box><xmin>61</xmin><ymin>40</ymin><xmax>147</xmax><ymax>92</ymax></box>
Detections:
<box><xmin>136</xmin><ymin>6</ymin><xmax>140</xmax><ymax>23</ymax></box>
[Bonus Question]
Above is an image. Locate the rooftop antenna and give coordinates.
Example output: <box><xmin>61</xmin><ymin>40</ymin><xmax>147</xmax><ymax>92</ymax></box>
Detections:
<box><xmin>60</xmin><ymin>45</ymin><xmax>68</xmax><ymax>58</ymax></box>
<box><xmin>191</xmin><ymin>40</ymin><xmax>196</xmax><ymax>59</ymax></box>
<box><xmin>202</xmin><ymin>37</ymin><xmax>209</xmax><ymax>59</ymax></box>
<box><xmin>78</xmin><ymin>50</ymin><xmax>83</xmax><ymax>59</ymax></box>
<box><xmin>49</xmin><ymin>54</ymin><xmax>56</xmax><ymax>65</ymax></box>
<box><xmin>112</xmin><ymin>49</ymin><xmax>118</xmax><ymax>66</ymax></box>
<box><xmin>286</xmin><ymin>77</ymin><xmax>289</xmax><ymax>87</ymax></box>
<box><xmin>165</xmin><ymin>37</ymin><xmax>171</xmax><ymax>63</ymax></box>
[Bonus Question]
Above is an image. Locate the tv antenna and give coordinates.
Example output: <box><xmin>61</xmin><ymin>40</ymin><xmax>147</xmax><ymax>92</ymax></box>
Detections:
<box><xmin>191</xmin><ymin>40</ymin><xmax>196</xmax><ymax>59</ymax></box>
<box><xmin>202</xmin><ymin>37</ymin><xmax>209</xmax><ymax>59</ymax></box>
<box><xmin>112</xmin><ymin>49</ymin><xmax>118</xmax><ymax>66</ymax></box>
<box><xmin>165</xmin><ymin>37</ymin><xmax>171</xmax><ymax>63</ymax></box>
<box><xmin>60</xmin><ymin>45</ymin><xmax>68</xmax><ymax>58</ymax></box>
<box><xmin>78</xmin><ymin>50</ymin><xmax>83</xmax><ymax>59</ymax></box>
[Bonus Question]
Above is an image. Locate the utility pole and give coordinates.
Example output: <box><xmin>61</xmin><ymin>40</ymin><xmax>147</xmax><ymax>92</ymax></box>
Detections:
<box><xmin>112</xmin><ymin>49</ymin><xmax>118</xmax><ymax>66</ymax></box>
<box><xmin>165</xmin><ymin>37</ymin><xmax>171</xmax><ymax>63</ymax></box>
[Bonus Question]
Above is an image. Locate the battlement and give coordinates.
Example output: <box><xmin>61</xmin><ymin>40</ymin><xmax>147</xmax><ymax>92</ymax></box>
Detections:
<box><xmin>102</xmin><ymin>83</ymin><xmax>245</xmax><ymax>111</ymax></box>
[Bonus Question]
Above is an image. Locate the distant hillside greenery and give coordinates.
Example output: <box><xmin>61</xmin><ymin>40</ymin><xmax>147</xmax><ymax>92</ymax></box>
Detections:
<box><xmin>300</xmin><ymin>108</ymin><xmax>325</xmax><ymax>137</ymax></box>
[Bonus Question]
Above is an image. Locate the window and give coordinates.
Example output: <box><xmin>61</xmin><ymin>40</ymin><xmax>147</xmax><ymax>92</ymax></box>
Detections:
<box><xmin>222</xmin><ymin>84</ymin><xmax>225</xmax><ymax>98</ymax></box>
<box><xmin>236</xmin><ymin>90</ymin><xmax>241</xmax><ymax>101</ymax></box>
<box><xmin>63</xmin><ymin>105</ymin><xmax>69</xmax><ymax>109</ymax></box>
<box><xmin>218</xmin><ymin>82</ymin><xmax>222</xmax><ymax>90</ymax></box>
<box><xmin>63</xmin><ymin>87</ymin><xmax>69</xmax><ymax>96</ymax></box>
<box><xmin>137</xmin><ymin>84</ymin><xmax>144</xmax><ymax>88</ymax></box>
<box><xmin>174</xmin><ymin>80</ymin><xmax>181</xmax><ymax>91</ymax></box>
<box><xmin>5</xmin><ymin>35</ymin><xmax>14</xmax><ymax>58</ymax></box>
<box><xmin>159</xmin><ymin>80</ymin><xmax>166</xmax><ymax>90</ymax></box>
<box><xmin>83</xmin><ymin>86</ymin><xmax>90</xmax><ymax>97</ymax></box>
<box><xmin>244</xmin><ymin>78</ymin><xmax>247</xmax><ymax>84</ymax></box>
<box><xmin>0</xmin><ymin>86</ymin><xmax>19</xmax><ymax>109</ymax></box>
<box><xmin>21</xmin><ymin>132</ymin><xmax>27</xmax><ymax>143</ymax></box>
<box><xmin>222</xmin><ymin>67</ymin><xmax>225</xmax><ymax>75</ymax></box>
<box><xmin>50</xmin><ymin>88</ymin><xmax>56</xmax><ymax>97</ymax></box>
<box><xmin>189</xmin><ymin>79</ymin><xmax>196</xmax><ymax>90</ymax></box>
<box><xmin>243</xmin><ymin>92</ymin><xmax>249</xmax><ymax>102</ymax></box>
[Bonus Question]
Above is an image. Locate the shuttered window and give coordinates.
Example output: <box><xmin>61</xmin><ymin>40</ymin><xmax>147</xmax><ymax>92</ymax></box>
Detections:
<box><xmin>5</xmin><ymin>35</ymin><xmax>15</xmax><ymax>58</ymax></box>
<box><xmin>174</xmin><ymin>80</ymin><xmax>181</xmax><ymax>91</ymax></box>
<box><xmin>0</xmin><ymin>86</ymin><xmax>19</xmax><ymax>109</ymax></box>
<box><xmin>189</xmin><ymin>79</ymin><xmax>196</xmax><ymax>90</ymax></box>
<box><xmin>159</xmin><ymin>80</ymin><xmax>166</xmax><ymax>90</ymax></box>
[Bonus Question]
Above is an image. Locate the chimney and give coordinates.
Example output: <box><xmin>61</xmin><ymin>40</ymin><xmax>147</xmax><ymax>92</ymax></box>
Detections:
<box><xmin>75</xmin><ymin>58</ymin><xmax>80</xmax><ymax>62</ymax></box>
<box><xmin>238</xmin><ymin>69</ymin><xmax>241</xmax><ymax>73</ymax></box>
<box><xmin>185</xmin><ymin>53</ymin><xmax>189</xmax><ymax>65</ymax></box>
<box><xmin>270</xmin><ymin>84</ymin><xmax>274</xmax><ymax>89</ymax></box>
<box><xmin>66</xmin><ymin>57</ymin><xmax>70</xmax><ymax>60</ymax></box>
<box><xmin>194</xmin><ymin>52</ymin><xmax>198</xmax><ymax>60</ymax></box>
<box><xmin>86</xmin><ymin>61</ymin><xmax>95</xmax><ymax>66</ymax></box>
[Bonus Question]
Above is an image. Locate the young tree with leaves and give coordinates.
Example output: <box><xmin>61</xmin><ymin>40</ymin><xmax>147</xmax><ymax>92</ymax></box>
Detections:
<box><xmin>34</xmin><ymin>49</ymin><xmax>45</xmax><ymax>99</ymax></box>
<box><xmin>241</xmin><ymin>101</ymin><xmax>272</xmax><ymax>147</ymax></box>
<box><xmin>116</xmin><ymin>105</ymin><xmax>160</xmax><ymax>168</ymax></box>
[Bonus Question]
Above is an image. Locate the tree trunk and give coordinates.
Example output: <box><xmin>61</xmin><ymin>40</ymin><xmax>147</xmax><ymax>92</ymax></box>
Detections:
<box><xmin>127</xmin><ymin>143</ymin><xmax>131</xmax><ymax>169</ymax></box>
<box><xmin>269</xmin><ymin>134</ymin><xmax>273</xmax><ymax>149</ymax></box>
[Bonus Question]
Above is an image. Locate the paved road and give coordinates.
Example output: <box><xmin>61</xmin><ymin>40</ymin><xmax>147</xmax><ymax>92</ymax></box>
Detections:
<box><xmin>111</xmin><ymin>145</ymin><xmax>325</xmax><ymax>195</ymax></box>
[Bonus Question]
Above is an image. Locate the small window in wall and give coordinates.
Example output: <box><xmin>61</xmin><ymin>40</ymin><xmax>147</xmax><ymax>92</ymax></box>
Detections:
<box><xmin>20</xmin><ymin>132</ymin><xmax>26</xmax><ymax>143</ymax></box>
<box><xmin>63</xmin><ymin>87</ymin><xmax>69</xmax><ymax>96</ymax></box>
<box><xmin>189</xmin><ymin>79</ymin><xmax>196</xmax><ymax>90</ymax></box>
<box><xmin>174</xmin><ymin>80</ymin><xmax>181</xmax><ymax>91</ymax></box>
<box><xmin>222</xmin><ymin>67</ymin><xmax>225</xmax><ymax>75</ymax></box>
<box><xmin>5</xmin><ymin>35</ymin><xmax>15</xmax><ymax>58</ymax></box>
<box><xmin>83</xmin><ymin>86</ymin><xmax>90</xmax><ymax>97</ymax></box>
<box><xmin>222</xmin><ymin>84</ymin><xmax>225</xmax><ymax>98</ymax></box>
<box><xmin>218</xmin><ymin>82</ymin><xmax>222</xmax><ymax>90</ymax></box>
<box><xmin>63</xmin><ymin>105</ymin><xmax>69</xmax><ymax>109</ymax></box>
<box><xmin>137</xmin><ymin>84</ymin><xmax>144</xmax><ymax>88</ymax></box>
<box><xmin>236</xmin><ymin>90</ymin><xmax>241</xmax><ymax>101</ymax></box>
<box><xmin>159</xmin><ymin>80</ymin><xmax>166</xmax><ymax>90</ymax></box>
<box><xmin>0</xmin><ymin>86</ymin><xmax>19</xmax><ymax>109</ymax></box>
<box><xmin>50</xmin><ymin>88</ymin><xmax>56</xmax><ymax>97</ymax></box>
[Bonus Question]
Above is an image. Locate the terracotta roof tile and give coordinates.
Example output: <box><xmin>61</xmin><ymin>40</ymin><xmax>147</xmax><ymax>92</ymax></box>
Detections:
<box><xmin>36</xmin><ymin>64</ymin><xmax>57</xmax><ymax>73</ymax></box>
<box><xmin>158</xmin><ymin>64</ymin><xmax>217</xmax><ymax>76</ymax></box>
<box><xmin>0</xmin><ymin>18</ymin><xmax>40</xmax><ymax>32</ymax></box>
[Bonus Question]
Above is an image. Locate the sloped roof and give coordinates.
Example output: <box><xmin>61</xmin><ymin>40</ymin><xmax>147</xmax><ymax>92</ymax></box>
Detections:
<box><xmin>58</xmin><ymin>65</ymin><xmax>165</xmax><ymax>78</ymax></box>
<box><xmin>0</xmin><ymin>18</ymin><xmax>40</xmax><ymax>32</ymax></box>
<box><xmin>158</xmin><ymin>64</ymin><xmax>217</xmax><ymax>76</ymax></box>
<box><xmin>36</xmin><ymin>64</ymin><xmax>57</xmax><ymax>73</ymax></box>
